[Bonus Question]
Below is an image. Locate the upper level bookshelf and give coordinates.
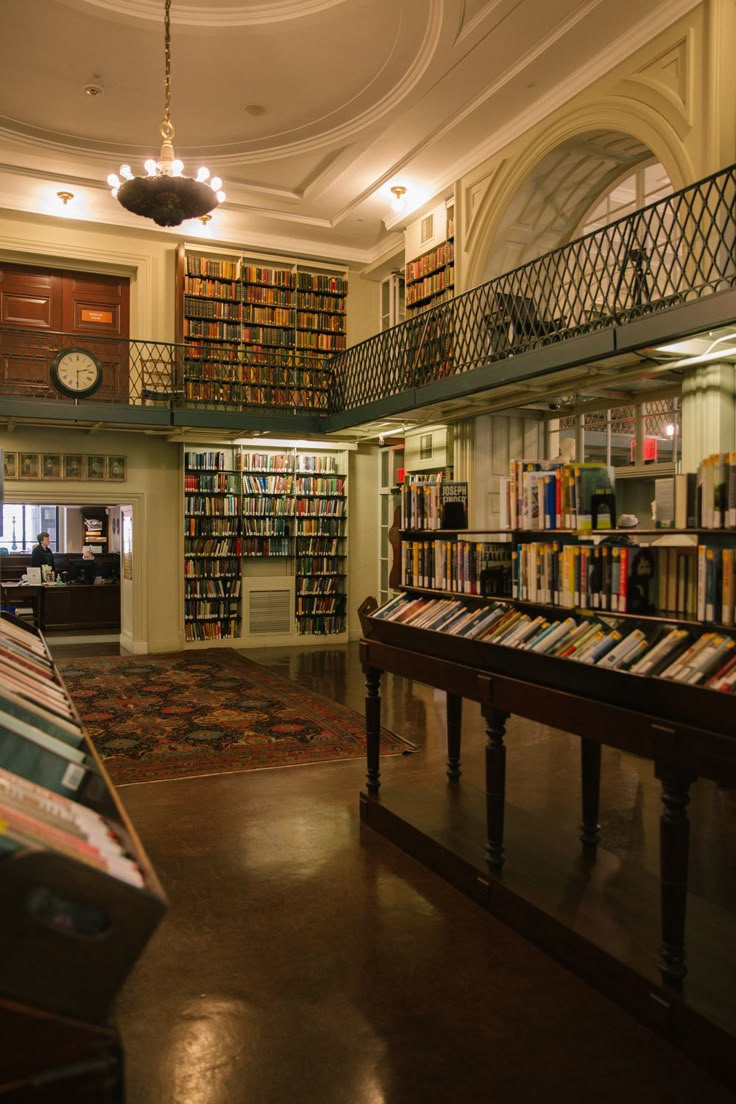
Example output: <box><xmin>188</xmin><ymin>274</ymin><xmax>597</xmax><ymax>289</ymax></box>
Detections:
<box><xmin>405</xmin><ymin>201</ymin><xmax>454</xmax><ymax>314</ymax></box>
<box><xmin>177</xmin><ymin>245</ymin><xmax>348</xmax><ymax>414</ymax></box>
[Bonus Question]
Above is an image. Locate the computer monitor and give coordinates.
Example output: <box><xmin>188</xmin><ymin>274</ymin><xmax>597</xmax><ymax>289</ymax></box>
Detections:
<box><xmin>78</xmin><ymin>558</ymin><xmax>99</xmax><ymax>585</ymax></box>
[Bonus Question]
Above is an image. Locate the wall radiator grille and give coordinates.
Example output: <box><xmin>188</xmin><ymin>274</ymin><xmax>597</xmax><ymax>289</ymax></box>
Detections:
<box><xmin>246</xmin><ymin>584</ymin><xmax>293</xmax><ymax>636</ymax></box>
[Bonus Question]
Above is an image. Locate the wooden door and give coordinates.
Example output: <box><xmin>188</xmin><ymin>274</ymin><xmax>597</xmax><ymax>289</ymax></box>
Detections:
<box><xmin>0</xmin><ymin>265</ymin><xmax>63</xmax><ymax>393</ymax></box>
<box><xmin>0</xmin><ymin>263</ymin><xmax>130</xmax><ymax>402</ymax></box>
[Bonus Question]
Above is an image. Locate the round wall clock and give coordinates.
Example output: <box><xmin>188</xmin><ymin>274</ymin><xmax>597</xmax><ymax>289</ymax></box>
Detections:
<box><xmin>50</xmin><ymin>347</ymin><xmax>103</xmax><ymax>398</ymax></box>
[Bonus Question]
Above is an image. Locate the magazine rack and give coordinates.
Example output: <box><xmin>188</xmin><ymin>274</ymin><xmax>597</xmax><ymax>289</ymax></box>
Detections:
<box><xmin>0</xmin><ymin>612</ymin><xmax>167</xmax><ymax>1101</ymax></box>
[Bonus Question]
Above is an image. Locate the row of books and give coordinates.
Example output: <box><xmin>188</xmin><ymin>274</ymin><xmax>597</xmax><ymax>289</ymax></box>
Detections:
<box><xmin>184</xmin><ymin>473</ymin><xmax>241</xmax><ymax>493</ymax></box>
<box><xmin>184</xmin><ymin>618</ymin><xmax>241</xmax><ymax>642</ymax></box>
<box><xmin>500</xmin><ymin>460</ymin><xmax>615</xmax><ymax>532</ymax></box>
<box><xmin>405</xmin><ymin>242</ymin><xmax>455</xmax><ymax>285</ymax></box>
<box><xmin>184</xmin><ymin>257</ymin><xmax>347</xmax><ymax>296</ymax></box>
<box><xmin>184</xmin><ymin>599</ymin><xmax>240</xmax><ymax>620</ymax></box>
<box><xmin>513</xmin><ymin>540</ymin><xmax>735</xmax><ymax>623</ymax></box>
<box><xmin>401</xmin><ymin>538</ymin><xmax>512</xmax><ymax>595</ymax></box>
<box><xmin>372</xmin><ymin>595</ymin><xmax>736</xmax><ymax>692</ymax></box>
<box><xmin>185</xmin><ymin>521</ymin><xmax>238</xmax><ymax>538</ymax></box>
<box><xmin>185</xmin><ymin>494</ymin><xmax>240</xmax><ymax>516</ymax></box>
<box><xmin>296</xmin><ymin>613</ymin><xmax>346</xmax><ymax>636</ymax></box>
<box><xmin>0</xmin><ymin>615</ymin><xmax>145</xmax><ymax>887</ymax></box>
<box><xmin>695</xmin><ymin>452</ymin><xmax>736</xmax><ymax>528</ymax></box>
<box><xmin>185</xmin><ymin>364</ymin><xmax>330</xmax><ymax>389</ymax></box>
<box><xmin>183</xmin><ymin>559</ymin><xmax>240</xmax><ymax>579</ymax></box>
<box><xmin>400</xmin><ymin>476</ymin><xmax>469</xmax><ymax>530</ymax></box>
<box><xmin>183</xmin><ymin>578</ymin><xmax>241</xmax><ymax>598</ymax></box>
<box><xmin>296</xmin><ymin>578</ymin><xmax>341</xmax><ymax>594</ymax></box>
<box><xmin>182</xmin><ymin>383</ymin><xmax>328</xmax><ymax>411</ymax></box>
<box><xmin>185</xmin><ymin>452</ymin><xmax>340</xmax><ymax>475</ymax></box>
<box><xmin>406</xmin><ymin>268</ymin><xmax>454</xmax><ymax>307</ymax></box>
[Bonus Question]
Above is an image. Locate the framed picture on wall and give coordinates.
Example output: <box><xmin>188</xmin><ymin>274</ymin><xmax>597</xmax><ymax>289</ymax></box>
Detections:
<box><xmin>42</xmin><ymin>453</ymin><xmax>62</xmax><ymax>479</ymax></box>
<box><xmin>86</xmin><ymin>454</ymin><xmax>106</xmax><ymax>480</ymax></box>
<box><xmin>19</xmin><ymin>453</ymin><xmax>40</xmax><ymax>479</ymax></box>
<box><xmin>3</xmin><ymin>452</ymin><xmax>17</xmax><ymax>480</ymax></box>
<box><xmin>64</xmin><ymin>454</ymin><xmax>83</xmax><ymax>479</ymax></box>
<box><xmin>107</xmin><ymin>455</ymin><xmax>127</xmax><ymax>481</ymax></box>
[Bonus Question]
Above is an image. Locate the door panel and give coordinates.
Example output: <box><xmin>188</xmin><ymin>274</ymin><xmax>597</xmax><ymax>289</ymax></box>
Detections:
<box><xmin>0</xmin><ymin>265</ymin><xmax>63</xmax><ymax>391</ymax></box>
<box><xmin>0</xmin><ymin>263</ymin><xmax>130</xmax><ymax>401</ymax></box>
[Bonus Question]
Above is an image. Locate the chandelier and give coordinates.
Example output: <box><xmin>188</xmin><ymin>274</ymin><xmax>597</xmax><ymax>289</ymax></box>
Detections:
<box><xmin>107</xmin><ymin>0</ymin><xmax>225</xmax><ymax>227</ymax></box>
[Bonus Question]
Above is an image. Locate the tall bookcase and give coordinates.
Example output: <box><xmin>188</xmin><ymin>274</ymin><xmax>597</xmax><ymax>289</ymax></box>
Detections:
<box><xmin>177</xmin><ymin>246</ymin><xmax>348</xmax><ymax>413</ymax></box>
<box><xmin>182</xmin><ymin>444</ymin><xmax>348</xmax><ymax>646</ymax></box>
<box><xmin>184</xmin><ymin>449</ymin><xmax>243</xmax><ymax>643</ymax></box>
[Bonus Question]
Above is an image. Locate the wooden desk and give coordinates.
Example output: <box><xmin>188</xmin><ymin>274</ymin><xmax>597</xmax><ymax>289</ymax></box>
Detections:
<box><xmin>0</xmin><ymin>582</ymin><xmax>120</xmax><ymax>631</ymax></box>
<box><xmin>0</xmin><ymin>582</ymin><xmax>42</xmax><ymax>626</ymax></box>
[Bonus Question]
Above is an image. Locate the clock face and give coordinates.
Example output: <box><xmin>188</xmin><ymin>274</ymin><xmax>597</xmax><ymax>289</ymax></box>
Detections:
<box><xmin>51</xmin><ymin>348</ymin><xmax>103</xmax><ymax>397</ymax></box>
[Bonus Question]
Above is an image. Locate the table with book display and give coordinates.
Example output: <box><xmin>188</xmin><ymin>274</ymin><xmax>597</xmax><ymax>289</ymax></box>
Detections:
<box><xmin>0</xmin><ymin>610</ymin><xmax>166</xmax><ymax>1101</ymax></box>
<box><xmin>358</xmin><ymin>483</ymin><xmax>736</xmax><ymax>1006</ymax></box>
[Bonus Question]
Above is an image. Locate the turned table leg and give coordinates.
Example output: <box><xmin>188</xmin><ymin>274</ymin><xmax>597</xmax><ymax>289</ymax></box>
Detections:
<box><xmin>580</xmin><ymin>737</ymin><xmax>602</xmax><ymax>849</ymax></box>
<box><xmin>655</xmin><ymin>764</ymin><xmax>695</xmax><ymax>986</ymax></box>
<box><xmin>482</xmin><ymin>706</ymin><xmax>509</xmax><ymax>871</ymax></box>
<box><xmin>446</xmin><ymin>692</ymin><xmax>462</xmax><ymax>784</ymax></box>
<box><xmin>364</xmin><ymin>665</ymin><xmax>382</xmax><ymax>796</ymax></box>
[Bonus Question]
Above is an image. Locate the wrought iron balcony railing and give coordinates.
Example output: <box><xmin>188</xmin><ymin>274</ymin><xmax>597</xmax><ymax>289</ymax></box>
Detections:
<box><xmin>329</xmin><ymin>161</ymin><xmax>736</xmax><ymax>411</ymax></box>
<box><xmin>0</xmin><ymin>328</ymin><xmax>333</xmax><ymax>416</ymax></box>
<box><xmin>1</xmin><ymin>162</ymin><xmax>735</xmax><ymax>423</ymax></box>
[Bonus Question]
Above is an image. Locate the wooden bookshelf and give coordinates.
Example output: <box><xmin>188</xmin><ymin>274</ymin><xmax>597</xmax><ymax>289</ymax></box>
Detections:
<box><xmin>177</xmin><ymin>246</ymin><xmax>347</xmax><ymax>413</ymax></box>
<box><xmin>183</xmin><ymin>449</ymin><xmax>243</xmax><ymax>642</ymax></box>
<box><xmin>183</xmin><ymin>445</ymin><xmax>348</xmax><ymax>644</ymax></box>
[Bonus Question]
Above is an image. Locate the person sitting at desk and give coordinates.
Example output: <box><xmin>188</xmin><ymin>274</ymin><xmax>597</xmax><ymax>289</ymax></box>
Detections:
<box><xmin>31</xmin><ymin>532</ymin><xmax>55</xmax><ymax>571</ymax></box>
<box><xmin>79</xmin><ymin>547</ymin><xmax>100</xmax><ymax>585</ymax></box>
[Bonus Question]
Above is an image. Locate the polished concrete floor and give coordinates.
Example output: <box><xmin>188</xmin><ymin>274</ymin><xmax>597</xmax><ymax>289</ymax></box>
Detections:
<box><xmin>50</xmin><ymin>640</ymin><xmax>736</xmax><ymax>1103</ymax></box>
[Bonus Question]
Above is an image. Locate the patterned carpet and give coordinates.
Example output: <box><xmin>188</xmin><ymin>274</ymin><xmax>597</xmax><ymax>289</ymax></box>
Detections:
<box><xmin>57</xmin><ymin>650</ymin><xmax>413</xmax><ymax>785</ymax></box>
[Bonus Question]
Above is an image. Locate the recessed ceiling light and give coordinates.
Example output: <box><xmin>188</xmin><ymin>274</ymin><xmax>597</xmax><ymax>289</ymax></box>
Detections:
<box><xmin>242</xmin><ymin>104</ymin><xmax>266</xmax><ymax>116</ymax></box>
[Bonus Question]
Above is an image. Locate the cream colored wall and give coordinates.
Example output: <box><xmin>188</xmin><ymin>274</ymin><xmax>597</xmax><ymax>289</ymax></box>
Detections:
<box><xmin>0</xmin><ymin>425</ymin><xmax>181</xmax><ymax>653</ymax></box>
<box><xmin>346</xmin><ymin>263</ymin><xmax>381</xmax><ymax>348</ymax></box>
<box><xmin>347</xmin><ymin>445</ymin><xmax>380</xmax><ymax>638</ymax></box>
<box><xmin>456</xmin><ymin>0</ymin><xmax>735</xmax><ymax>290</ymax></box>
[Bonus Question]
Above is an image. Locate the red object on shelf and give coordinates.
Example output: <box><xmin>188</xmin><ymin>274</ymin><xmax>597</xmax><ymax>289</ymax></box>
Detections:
<box><xmin>396</xmin><ymin>467</ymin><xmax>405</xmax><ymax>484</ymax></box>
<box><xmin>629</xmin><ymin>437</ymin><xmax>659</xmax><ymax>463</ymax></box>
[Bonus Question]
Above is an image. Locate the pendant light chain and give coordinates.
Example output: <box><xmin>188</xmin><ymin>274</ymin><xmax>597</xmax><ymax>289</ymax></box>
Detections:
<box><xmin>108</xmin><ymin>0</ymin><xmax>224</xmax><ymax>226</ymax></box>
<box><xmin>161</xmin><ymin>0</ymin><xmax>174</xmax><ymax>142</ymax></box>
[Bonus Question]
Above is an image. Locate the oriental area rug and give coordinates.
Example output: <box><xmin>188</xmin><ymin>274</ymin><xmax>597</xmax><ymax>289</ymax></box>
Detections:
<box><xmin>56</xmin><ymin>650</ymin><xmax>413</xmax><ymax>785</ymax></box>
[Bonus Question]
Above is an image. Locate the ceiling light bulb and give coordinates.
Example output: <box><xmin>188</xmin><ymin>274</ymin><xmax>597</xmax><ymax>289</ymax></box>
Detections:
<box><xmin>107</xmin><ymin>173</ymin><xmax>120</xmax><ymax>188</ymax></box>
<box><xmin>390</xmin><ymin>185</ymin><xmax>407</xmax><ymax>213</ymax></box>
<box><xmin>196</xmin><ymin>167</ymin><xmax>210</xmax><ymax>182</ymax></box>
<box><xmin>665</xmin><ymin>423</ymin><xmax>675</xmax><ymax>437</ymax></box>
<box><xmin>171</xmin><ymin>159</ymin><xmax>184</xmax><ymax>176</ymax></box>
<box><xmin>144</xmin><ymin>159</ymin><xmax>158</xmax><ymax>176</ymax></box>
<box><xmin>111</xmin><ymin>187</ymin><xmax>119</xmax><ymax>198</ymax></box>
<box><xmin>216</xmin><ymin>190</ymin><xmax>226</xmax><ymax>203</ymax></box>
<box><xmin>210</xmin><ymin>177</ymin><xmax>222</xmax><ymax>192</ymax></box>
<box><xmin>119</xmin><ymin>164</ymin><xmax>133</xmax><ymax>180</ymax></box>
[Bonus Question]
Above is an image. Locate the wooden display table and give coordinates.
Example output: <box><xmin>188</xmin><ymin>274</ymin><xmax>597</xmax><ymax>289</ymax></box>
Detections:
<box><xmin>357</xmin><ymin>596</ymin><xmax>736</xmax><ymax>991</ymax></box>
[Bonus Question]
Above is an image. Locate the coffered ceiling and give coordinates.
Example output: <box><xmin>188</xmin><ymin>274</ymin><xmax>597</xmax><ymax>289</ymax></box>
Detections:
<box><xmin>0</xmin><ymin>0</ymin><xmax>698</xmax><ymax>264</ymax></box>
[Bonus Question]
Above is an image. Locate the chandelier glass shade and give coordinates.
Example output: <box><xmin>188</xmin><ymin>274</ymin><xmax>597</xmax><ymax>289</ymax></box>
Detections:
<box><xmin>107</xmin><ymin>0</ymin><xmax>225</xmax><ymax>227</ymax></box>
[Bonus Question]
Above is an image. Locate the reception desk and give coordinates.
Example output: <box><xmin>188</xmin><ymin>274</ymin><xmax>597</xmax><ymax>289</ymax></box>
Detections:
<box><xmin>0</xmin><ymin>582</ymin><xmax>120</xmax><ymax>632</ymax></box>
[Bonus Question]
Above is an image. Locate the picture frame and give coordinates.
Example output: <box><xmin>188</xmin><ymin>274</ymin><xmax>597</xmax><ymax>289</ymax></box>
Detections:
<box><xmin>19</xmin><ymin>453</ymin><xmax>40</xmax><ymax>480</ymax></box>
<box><xmin>64</xmin><ymin>453</ymin><xmax>84</xmax><ymax>480</ymax></box>
<box><xmin>107</xmin><ymin>455</ymin><xmax>127</xmax><ymax>481</ymax></box>
<box><xmin>86</xmin><ymin>454</ymin><xmax>106</xmax><ymax>480</ymax></box>
<box><xmin>3</xmin><ymin>451</ymin><xmax>17</xmax><ymax>480</ymax></box>
<box><xmin>42</xmin><ymin>453</ymin><xmax>62</xmax><ymax>479</ymax></box>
